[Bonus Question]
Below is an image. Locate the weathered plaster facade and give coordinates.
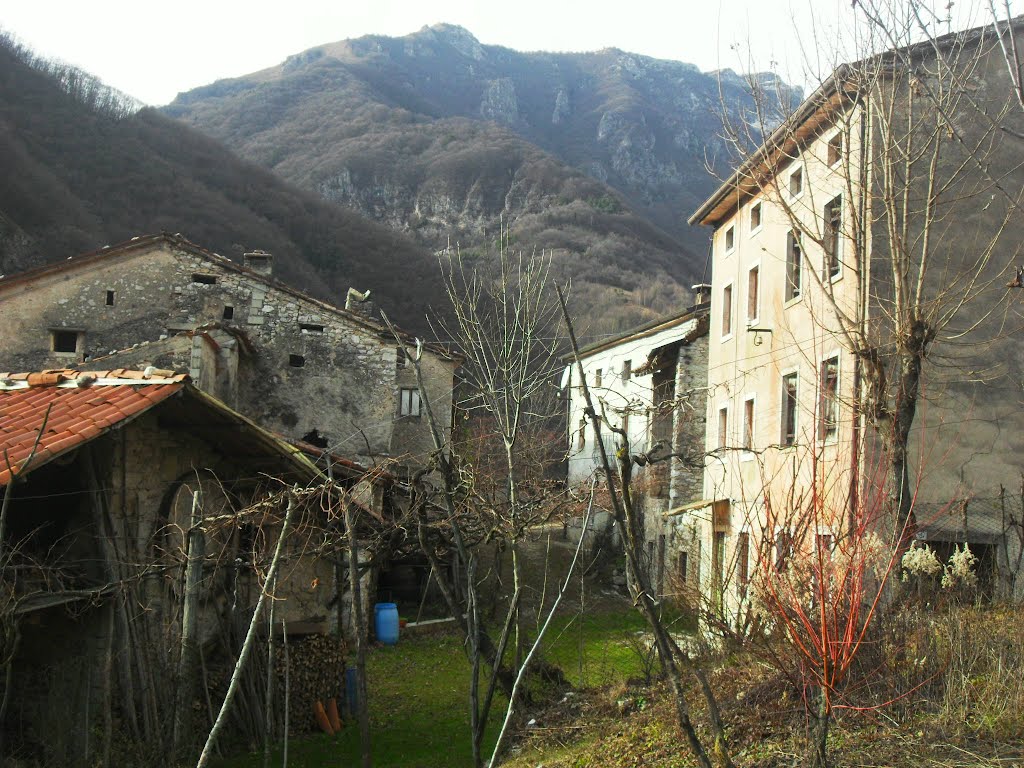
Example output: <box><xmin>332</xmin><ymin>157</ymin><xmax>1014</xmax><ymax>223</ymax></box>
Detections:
<box><xmin>688</xmin><ymin>26</ymin><xmax>1024</xmax><ymax>614</ymax></box>
<box><xmin>562</xmin><ymin>303</ymin><xmax>710</xmax><ymax>596</ymax></box>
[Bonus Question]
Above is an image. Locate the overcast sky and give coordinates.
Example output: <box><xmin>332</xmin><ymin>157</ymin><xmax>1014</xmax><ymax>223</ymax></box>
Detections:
<box><xmin>3</xmin><ymin>0</ymin><xmax>1017</xmax><ymax>105</ymax></box>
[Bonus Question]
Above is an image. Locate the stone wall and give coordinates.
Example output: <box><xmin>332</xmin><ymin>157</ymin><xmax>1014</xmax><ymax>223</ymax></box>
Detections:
<box><xmin>0</xmin><ymin>237</ymin><xmax>456</xmax><ymax>468</ymax></box>
<box><xmin>669</xmin><ymin>332</ymin><xmax>709</xmax><ymax>509</ymax></box>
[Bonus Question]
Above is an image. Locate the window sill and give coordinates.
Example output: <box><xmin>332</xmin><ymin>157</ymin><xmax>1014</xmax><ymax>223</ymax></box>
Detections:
<box><xmin>739</xmin><ymin>451</ymin><xmax>755</xmax><ymax>462</ymax></box>
<box><xmin>783</xmin><ymin>295</ymin><xmax>802</xmax><ymax>309</ymax></box>
<box><xmin>720</xmin><ymin>333</ymin><xmax>734</xmax><ymax>344</ymax></box>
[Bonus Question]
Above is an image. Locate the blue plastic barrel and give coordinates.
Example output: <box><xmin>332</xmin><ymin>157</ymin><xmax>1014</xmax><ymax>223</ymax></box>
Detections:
<box><xmin>374</xmin><ymin>602</ymin><xmax>399</xmax><ymax>645</ymax></box>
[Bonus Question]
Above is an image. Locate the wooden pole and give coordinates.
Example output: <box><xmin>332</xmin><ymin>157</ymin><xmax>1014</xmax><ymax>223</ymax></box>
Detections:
<box><xmin>173</xmin><ymin>491</ymin><xmax>205</xmax><ymax>756</ymax></box>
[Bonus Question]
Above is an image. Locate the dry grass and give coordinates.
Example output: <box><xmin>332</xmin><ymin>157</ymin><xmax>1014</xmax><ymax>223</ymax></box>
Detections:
<box><xmin>504</xmin><ymin>603</ymin><xmax>1024</xmax><ymax>768</ymax></box>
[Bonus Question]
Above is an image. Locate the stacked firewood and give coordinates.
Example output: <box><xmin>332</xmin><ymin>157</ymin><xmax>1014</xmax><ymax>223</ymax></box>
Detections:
<box><xmin>272</xmin><ymin>633</ymin><xmax>348</xmax><ymax>735</ymax></box>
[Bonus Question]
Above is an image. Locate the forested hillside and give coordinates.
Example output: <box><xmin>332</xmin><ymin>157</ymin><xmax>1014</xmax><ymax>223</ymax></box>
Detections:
<box><xmin>0</xmin><ymin>34</ymin><xmax>443</xmax><ymax>333</ymax></box>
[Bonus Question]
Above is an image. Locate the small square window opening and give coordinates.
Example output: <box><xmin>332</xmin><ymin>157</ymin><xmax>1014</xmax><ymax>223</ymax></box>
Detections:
<box><xmin>51</xmin><ymin>330</ymin><xmax>81</xmax><ymax>354</ymax></box>
<box><xmin>288</xmin><ymin>354</ymin><xmax>305</xmax><ymax>368</ymax></box>
<box><xmin>223</xmin><ymin>305</ymin><xmax>234</xmax><ymax>320</ymax></box>
<box><xmin>105</xmin><ymin>290</ymin><xmax>115</xmax><ymax>306</ymax></box>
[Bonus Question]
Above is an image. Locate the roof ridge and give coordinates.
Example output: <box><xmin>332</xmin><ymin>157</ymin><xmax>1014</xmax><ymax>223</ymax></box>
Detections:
<box><xmin>0</xmin><ymin>368</ymin><xmax>188</xmax><ymax>389</ymax></box>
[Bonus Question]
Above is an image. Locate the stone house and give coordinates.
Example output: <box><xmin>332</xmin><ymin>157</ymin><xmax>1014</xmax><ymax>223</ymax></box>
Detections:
<box><xmin>562</xmin><ymin>295</ymin><xmax>710</xmax><ymax>599</ymax></box>
<box><xmin>0</xmin><ymin>232</ymin><xmax>455</xmax><ymax>471</ymax></box>
<box><xmin>0</xmin><ymin>367</ymin><xmax>376</xmax><ymax>763</ymax></box>
<box><xmin>687</xmin><ymin>21</ymin><xmax>1024</xmax><ymax>617</ymax></box>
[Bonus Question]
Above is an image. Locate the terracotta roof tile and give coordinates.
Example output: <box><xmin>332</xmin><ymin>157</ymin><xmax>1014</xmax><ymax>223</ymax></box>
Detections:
<box><xmin>0</xmin><ymin>370</ymin><xmax>187</xmax><ymax>485</ymax></box>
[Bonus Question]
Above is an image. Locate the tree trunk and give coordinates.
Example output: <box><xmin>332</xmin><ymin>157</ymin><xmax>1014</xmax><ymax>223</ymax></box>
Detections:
<box><xmin>805</xmin><ymin>688</ymin><xmax>830</xmax><ymax>768</ymax></box>
<box><xmin>343</xmin><ymin>501</ymin><xmax>372</xmax><ymax>768</ymax></box>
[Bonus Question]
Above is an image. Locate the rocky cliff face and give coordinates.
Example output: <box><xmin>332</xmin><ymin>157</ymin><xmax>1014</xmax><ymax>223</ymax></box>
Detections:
<box><xmin>164</xmin><ymin>25</ymin><xmax>793</xmax><ymax>333</ymax></box>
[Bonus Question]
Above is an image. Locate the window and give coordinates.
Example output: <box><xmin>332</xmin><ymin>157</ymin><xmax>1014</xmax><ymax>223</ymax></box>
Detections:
<box><xmin>288</xmin><ymin>354</ymin><xmax>305</xmax><ymax>368</ymax></box>
<box><xmin>299</xmin><ymin>323</ymin><xmax>325</xmax><ymax>333</ymax></box>
<box><xmin>746</xmin><ymin>266</ymin><xmax>759</xmax><ymax>324</ymax></box>
<box><xmin>786</xmin><ymin>230</ymin><xmax>802</xmax><ymax>301</ymax></box>
<box><xmin>51</xmin><ymin>329</ymin><xmax>82</xmax><ymax>355</ymax></box>
<box><xmin>782</xmin><ymin>372</ymin><xmax>798</xmax><ymax>446</ymax></box>
<box><xmin>400</xmin><ymin>387</ymin><xmax>422</xmax><ymax>417</ymax></box>
<box><xmin>722</xmin><ymin>284</ymin><xmax>733</xmax><ymax>337</ymax></box>
<box><xmin>105</xmin><ymin>290</ymin><xmax>115</xmax><ymax>306</ymax></box>
<box><xmin>750</xmin><ymin>202</ymin><xmax>762</xmax><ymax>232</ymax></box>
<box><xmin>594</xmin><ymin>368</ymin><xmax>602</xmax><ymax>388</ymax></box>
<box><xmin>223</xmin><ymin>305</ymin><xmax>234</xmax><ymax>320</ymax></box>
<box><xmin>712</xmin><ymin>531</ymin><xmax>727</xmax><ymax>613</ymax></box>
<box><xmin>577</xmin><ymin>418</ymin><xmax>586</xmax><ymax>450</ymax></box>
<box><xmin>820</xmin><ymin>356</ymin><xmax>839</xmax><ymax>441</ymax></box>
<box><xmin>396</xmin><ymin>346</ymin><xmax>407</xmax><ymax>369</ymax></box>
<box><xmin>743</xmin><ymin>397</ymin><xmax>755</xmax><ymax>451</ymax></box>
<box><xmin>725</xmin><ymin>225</ymin><xmax>735</xmax><ymax>252</ymax></box>
<box><xmin>678</xmin><ymin>551</ymin><xmax>689</xmax><ymax>582</ymax></box>
<box><xmin>191</xmin><ymin>273</ymin><xmax>217</xmax><ymax>285</ymax></box>
<box><xmin>827</xmin><ymin>132</ymin><xmax>843</xmax><ymax>166</ymax></box>
<box><xmin>736</xmin><ymin>532</ymin><xmax>750</xmax><ymax>586</ymax></box>
<box><xmin>621</xmin><ymin>360</ymin><xmax>631</xmax><ymax>383</ymax></box>
<box><xmin>789</xmin><ymin>167</ymin><xmax>803</xmax><ymax>197</ymax></box>
<box><xmin>717</xmin><ymin>406</ymin><xmax>728</xmax><ymax>450</ymax></box>
<box><xmin>824</xmin><ymin>196</ymin><xmax>842</xmax><ymax>279</ymax></box>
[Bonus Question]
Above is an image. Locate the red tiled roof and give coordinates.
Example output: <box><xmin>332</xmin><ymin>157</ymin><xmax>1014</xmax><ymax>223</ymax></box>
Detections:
<box><xmin>0</xmin><ymin>369</ymin><xmax>188</xmax><ymax>485</ymax></box>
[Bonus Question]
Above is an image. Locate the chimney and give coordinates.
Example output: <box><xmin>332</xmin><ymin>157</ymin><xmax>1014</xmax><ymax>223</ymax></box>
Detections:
<box><xmin>243</xmin><ymin>250</ymin><xmax>273</xmax><ymax>276</ymax></box>
<box><xmin>345</xmin><ymin>287</ymin><xmax>376</xmax><ymax>317</ymax></box>
<box><xmin>691</xmin><ymin>283</ymin><xmax>712</xmax><ymax>306</ymax></box>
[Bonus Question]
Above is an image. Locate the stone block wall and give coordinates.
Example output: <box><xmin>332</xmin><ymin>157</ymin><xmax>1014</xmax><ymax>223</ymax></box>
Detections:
<box><xmin>0</xmin><ymin>237</ymin><xmax>456</xmax><ymax>468</ymax></box>
<box><xmin>669</xmin><ymin>332</ymin><xmax>709</xmax><ymax>509</ymax></box>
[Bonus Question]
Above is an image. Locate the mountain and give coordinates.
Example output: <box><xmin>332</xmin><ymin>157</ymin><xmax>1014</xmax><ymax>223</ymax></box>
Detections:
<box><xmin>0</xmin><ymin>34</ymin><xmax>442</xmax><ymax>334</ymax></box>
<box><xmin>165</xmin><ymin>25</ymin><xmax>788</xmax><ymax>332</ymax></box>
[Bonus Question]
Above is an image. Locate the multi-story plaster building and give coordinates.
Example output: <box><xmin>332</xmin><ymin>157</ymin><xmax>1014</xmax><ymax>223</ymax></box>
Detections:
<box><xmin>563</xmin><ymin>295</ymin><xmax>709</xmax><ymax>597</ymax></box>
<box><xmin>687</xmin><ymin>22</ymin><xmax>1024</xmax><ymax>613</ymax></box>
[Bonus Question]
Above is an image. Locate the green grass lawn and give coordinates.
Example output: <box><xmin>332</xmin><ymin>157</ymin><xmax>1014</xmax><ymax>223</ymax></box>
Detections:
<box><xmin>216</xmin><ymin>600</ymin><xmax>654</xmax><ymax>768</ymax></box>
